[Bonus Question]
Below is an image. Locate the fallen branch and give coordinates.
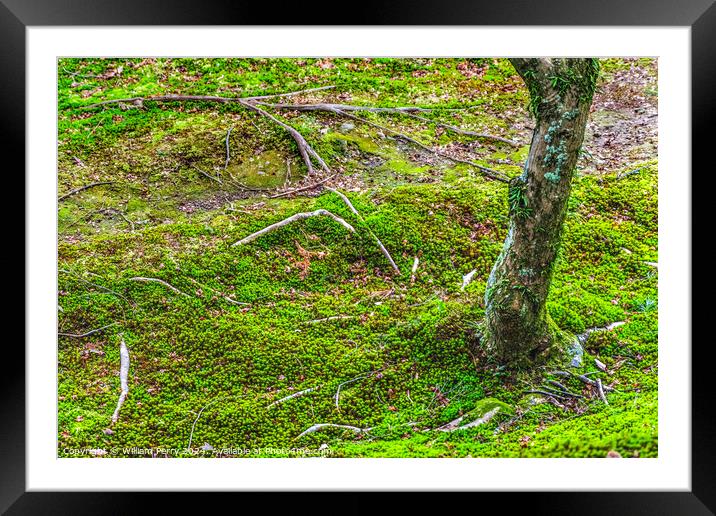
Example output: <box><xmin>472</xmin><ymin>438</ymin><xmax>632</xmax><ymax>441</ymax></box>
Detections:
<box><xmin>327</xmin><ymin>188</ymin><xmax>400</xmax><ymax>275</ymax></box>
<box><xmin>58</xmin><ymin>181</ymin><xmax>113</xmax><ymax>202</ymax></box>
<box><xmin>127</xmin><ymin>277</ymin><xmax>191</xmax><ymax>297</ymax></box>
<box><xmin>111</xmin><ymin>336</ymin><xmax>130</xmax><ymax>425</ymax></box>
<box><xmin>232</xmin><ymin>209</ymin><xmax>355</xmax><ymax>246</ymax></box>
<box><xmin>267</xmin><ymin>385</ymin><xmax>322</xmax><ymax>409</ymax></box>
<box><xmin>295</xmin><ymin>423</ymin><xmax>369</xmax><ymax>439</ymax></box>
<box><xmin>58</xmin><ymin>322</ymin><xmax>118</xmax><ymax>338</ymax></box>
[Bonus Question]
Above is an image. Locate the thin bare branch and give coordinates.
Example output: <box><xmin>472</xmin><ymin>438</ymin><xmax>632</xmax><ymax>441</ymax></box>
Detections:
<box><xmin>232</xmin><ymin>209</ymin><xmax>355</xmax><ymax>246</ymax></box>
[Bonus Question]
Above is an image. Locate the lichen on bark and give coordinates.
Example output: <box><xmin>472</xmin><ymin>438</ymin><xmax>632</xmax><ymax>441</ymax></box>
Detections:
<box><xmin>482</xmin><ymin>58</ymin><xmax>599</xmax><ymax>367</ymax></box>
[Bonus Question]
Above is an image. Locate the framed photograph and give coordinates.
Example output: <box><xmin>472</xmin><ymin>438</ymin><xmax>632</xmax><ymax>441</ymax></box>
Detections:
<box><xmin>8</xmin><ymin>0</ymin><xmax>711</xmax><ymax>513</ymax></box>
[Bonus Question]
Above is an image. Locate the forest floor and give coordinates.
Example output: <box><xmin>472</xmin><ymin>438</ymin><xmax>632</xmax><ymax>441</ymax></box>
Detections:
<box><xmin>57</xmin><ymin>57</ymin><xmax>658</xmax><ymax>458</ymax></box>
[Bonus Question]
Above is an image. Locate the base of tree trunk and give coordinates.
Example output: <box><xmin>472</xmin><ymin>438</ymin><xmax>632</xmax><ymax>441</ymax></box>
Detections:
<box><xmin>475</xmin><ymin>316</ymin><xmax>576</xmax><ymax>370</ymax></box>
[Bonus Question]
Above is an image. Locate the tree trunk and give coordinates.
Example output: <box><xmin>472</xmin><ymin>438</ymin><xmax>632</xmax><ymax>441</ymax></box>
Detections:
<box><xmin>483</xmin><ymin>58</ymin><xmax>599</xmax><ymax>367</ymax></box>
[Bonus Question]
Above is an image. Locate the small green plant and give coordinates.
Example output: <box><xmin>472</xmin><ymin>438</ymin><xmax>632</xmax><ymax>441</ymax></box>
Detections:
<box><xmin>508</xmin><ymin>181</ymin><xmax>532</xmax><ymax>219</ymax></box>
<box><xmin>633</xmin><ymin>296</ymin><xmax>657</xmax><ymax>313</ymax></box>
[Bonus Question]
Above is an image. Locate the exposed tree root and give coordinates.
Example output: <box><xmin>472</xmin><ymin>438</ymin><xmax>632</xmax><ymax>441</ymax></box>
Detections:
<box><xmin>435</xmin><ymin>407</ymin><xmax>502</xmax><ymax>432</ymax></box>
<box><xmin>223</xmin><ymin>126</ymin><xmax>233</xmax><ymax>172</ymax></box>
<box><xmin>58</xmin><ymin>322</ymin><xmax>118</xmax><ymax>338</ymax></box>
<box><xmin>82</xmin><ymin>86</ymin><xmax>336</xmax><ymax>110</ymax></box>
<box><xmin>327</xmin><ymin>187</ymin><xmax>400</xmax><ymax>275</ymax></box>
<box><xmin>327</xmin><ymin>108</ymin><xmax>511</xmax><ymax>183</ymax></box>
<box><xmin>192</xmin><ymin>164</ymin><xmax>223</xmax><ymax>185</ymax></box>
<box><xmin>232</xmin><ymin>209</ymin><xmax>355</xmax><ymax>246</ymax></box>
<box><xmin>296</xmin><ymin>423</ymin><xmax>370</xmax><ymax>439</ymax></box>
<box><xmin>269</xmin><ymin>174</ymin><xmax>337</xmax><ymax>199</ymax></box>
<box><xmin>550</xmin><ymin>370</ymin><xmax>615</xmax><ymax>392</ymax></box>
<box><xmin>333</xmin><ymin>371</ymin><xmax>379</xmax><ymax>410</ymax></box>
<box><xmin>461</xmin><ymin>269</ymin><xmax>477</xmax><ymax>291</ymax></box>
<box><xmin>128</xmin><ymin>277</ymin><xmax>191</xmax><ymax>297</ymax></box>
<box><xmin>258</xmin><ymin>101</ymin><xmax>520</xmax><ymax>147</ymax></box>
<box><xmin>187</xmin><ymin>277</ymin><xmax>250</xmax><ymax>306</ymax></box>
<box><xmin>267</xmin><ymin>385</ymin><xmax>322</xmax><ymax>409</ymax></box>
<box><xmin>596</xmin><ymin>378</ymin><xmax>609</xmax><ymax>405</ymax></box>
<box><xmin>410</xmin><ymin>256</ymin><xmax>419</xmax><ymax>284</ymax></box>
<box><xmin>238</xmin><ymin>99</ymin><xmax>326</xmax><ymax>176</ymax></box>
<box><xmin>58</xmin><ymin>181</ymin><xmax>113</xmax><ymax>202</ymax></box>
<box><xmin>110</xmin><ymin>336</ymin><xmax>130</xmax><ymax>425</ymax></box>
<box><xmin>77</xmin><ymin>86</ymin><xmax>517</xmax><ymax>188</ymax></box>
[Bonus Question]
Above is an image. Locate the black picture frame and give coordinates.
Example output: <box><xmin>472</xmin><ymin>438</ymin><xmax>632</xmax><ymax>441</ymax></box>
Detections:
<box><xmin>6</xmin><ymin>0</ymin><xmax>712</xmax><ymax>513</ymax></box>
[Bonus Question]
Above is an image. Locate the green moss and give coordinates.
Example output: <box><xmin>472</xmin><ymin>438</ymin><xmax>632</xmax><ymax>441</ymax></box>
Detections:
<box><xmin>57</xmin><ymin>58</ymin><xmax>657</xmax><ymax>459</ymax></box>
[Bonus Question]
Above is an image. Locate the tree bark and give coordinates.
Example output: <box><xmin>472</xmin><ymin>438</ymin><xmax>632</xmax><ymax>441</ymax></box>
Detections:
<box><xmin>483</xmin><ymin>58</ymin><xmax>599</xmax><ymax>367</ymax></box>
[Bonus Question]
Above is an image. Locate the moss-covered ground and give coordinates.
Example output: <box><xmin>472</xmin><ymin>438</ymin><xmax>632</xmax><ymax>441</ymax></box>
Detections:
<box><xmin>57</xmin><ymin>58</ymin><xmax>657</xmax><ymax>458</ymax></box>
